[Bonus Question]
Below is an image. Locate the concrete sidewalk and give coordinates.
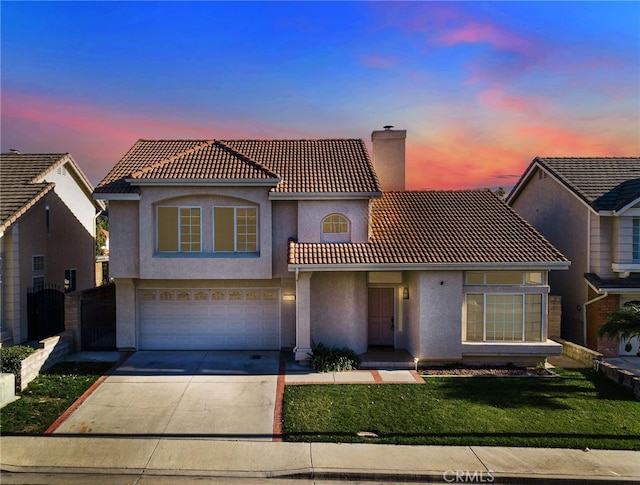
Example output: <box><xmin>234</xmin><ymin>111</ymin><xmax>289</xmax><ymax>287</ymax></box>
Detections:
<box><xmin>1</xmin><ymin>436</ymin><xmax>639</xmax><ymax>483</ymax></box>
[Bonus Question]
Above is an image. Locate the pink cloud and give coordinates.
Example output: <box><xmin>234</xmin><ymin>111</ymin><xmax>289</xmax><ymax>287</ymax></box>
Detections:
<box><xmin>477</xmin><ymin>87</ymin><xmax>544</xmax><ymax>116</ymax></box>
<box><xmin>1</xmin><ymin>90</ymin><xmax>310</xmax><ymax>184</ymax></box>
<box><xmin>405</xmin><ymin>117</ymin><xmax>639</xmax><ymax>191</ymax></box>
<box><xmin>360</xmin><ymin>55</ymin><xmax>397</xmax><ymax>69</ymax></box>
<box><xmin>436</xmin><ymin>21</ymin><xmax>535</xmax><ymax>57</ymax></box>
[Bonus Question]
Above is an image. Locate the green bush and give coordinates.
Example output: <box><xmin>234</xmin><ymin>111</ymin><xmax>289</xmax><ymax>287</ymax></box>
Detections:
<box><xmin>1</xmin><ymin>345</ymin><xmax>36</xmax><ymax>380</ymax></box>
<box><xmin>308</xmin><ymin>341</ymin><xmax>361</xmax><ymax>372</ymax></box>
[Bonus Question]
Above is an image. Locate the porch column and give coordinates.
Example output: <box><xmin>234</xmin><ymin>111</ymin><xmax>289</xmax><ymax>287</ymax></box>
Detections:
<box><xmin>294</xmin><ymin>271</ymin><xmax>313</xmax><ymax>361</ymax></box>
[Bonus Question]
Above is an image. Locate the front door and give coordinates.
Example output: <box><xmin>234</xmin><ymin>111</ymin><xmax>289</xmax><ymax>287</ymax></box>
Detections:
<box><xmin>368</xmin><ymin>287</ymin><xmax>395</xmax><ymax>346</ymax></box>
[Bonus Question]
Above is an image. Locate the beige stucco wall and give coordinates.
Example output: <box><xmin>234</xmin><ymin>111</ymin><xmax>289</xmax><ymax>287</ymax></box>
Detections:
<box><xmin>133</xmin><ymin>186</ymin><xmax>273</xmax><ymax>280</ymax></box>
<box><xmin>272</xmin><ymin>201</ymin><xmax>297</xmax><ymax>278</ymax></box>
<box><xmin>510</xmin><ymin>168</ymin><xmax>587</xmax><ymax>344</ymax></box>
<box><xmin>371</xmin><ymin>129</ymin><xmax>406</xmax><ymax>191</ymax></box>
<box><xmin>310</xmin><ymin>271</ymin><xmax>368</xmax><ymax>354</ymax></box>
<box><xmin>297</xmin><ymin>200</ymin><xmax>370</xmax><ymax>244</ymax></box>
<box><xmin>592</xmin><ymin>215</ymin><xmax>614</xmax><ymax>277</ymax></box>
<box><xmin>109</xmin><ymin>200</ymin><xmax>140</xmax><ymax>279</ymax></box>
<box><xmin>418</xmin><ymin>271</ymin><xmax>464</xmax><ymax>360</ymax></box>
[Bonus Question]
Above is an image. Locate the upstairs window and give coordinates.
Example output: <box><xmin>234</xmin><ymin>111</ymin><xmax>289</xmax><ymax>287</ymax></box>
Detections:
<box><xmin>213</xmin><ymin>207</ymin><xmax>258</xmax><ymax>252</ymax></box>
<box><xmin>321</xmin><ymin>214</ymin><xmax>350</xmax><ymax>242</ymax></box>
<box><xmin>633</xmin><ymin>218</ymin><xmax>640</xmax><ymax>263</ymax></box>
<box><xmin>322</xmin><ymin>214</ymin><xmax>349</xmax><ymax>234</ymax></box>
<box><xmin>157</xmin><ymin>207</ymin><xmax>201</xmax><ymax>252</ymax></box>
<box><xmin>32</xmin><ymin>255</ymin><xmax>45</xmax><ymax>272</ymax></box>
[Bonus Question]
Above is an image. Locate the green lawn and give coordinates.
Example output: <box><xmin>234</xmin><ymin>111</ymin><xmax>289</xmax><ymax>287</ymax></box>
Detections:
<box><xmin>283</xmin><ymin>368</ymin><xmax>640</xmax><ymax>449</ymax></box>
<box><xmin>1</xmin><ymin>361</ymin><xmax>115</xmax><ymax>435</ymax></box>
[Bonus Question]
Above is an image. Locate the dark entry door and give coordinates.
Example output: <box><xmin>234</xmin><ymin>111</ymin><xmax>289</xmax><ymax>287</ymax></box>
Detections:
<box><xmin>368</xmin><ymin>287</ymin><xmax>395</xmax><ymax>346</ymax></box>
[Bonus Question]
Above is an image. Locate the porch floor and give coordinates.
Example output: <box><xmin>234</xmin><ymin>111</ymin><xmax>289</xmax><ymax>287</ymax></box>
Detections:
<box><xmin>360</xmin><ymin>348</ymin><xmax>416</xmax><ymax>370</ymax></box>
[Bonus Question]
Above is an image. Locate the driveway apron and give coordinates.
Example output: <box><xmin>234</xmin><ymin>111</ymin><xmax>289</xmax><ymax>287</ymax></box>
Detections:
<box><xmin>53</xmin><ymin>351</ymin><xmax>280</xmax><ymax>440</ymax></box>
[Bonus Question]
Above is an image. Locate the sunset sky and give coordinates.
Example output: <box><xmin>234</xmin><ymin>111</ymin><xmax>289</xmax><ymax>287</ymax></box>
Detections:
<box><xmin>1</xmin><ymin>1</ymin><xmax>638</xmax><ymax>191</ymax></box>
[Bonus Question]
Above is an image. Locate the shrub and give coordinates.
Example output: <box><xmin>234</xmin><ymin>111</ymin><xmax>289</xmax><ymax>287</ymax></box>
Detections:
<box><xmin>308</xmin><ymin>341</ymin><xmax>361</xmax><ymax>372</ymax></box>
<box><xmin>1</xmin><ymin>345</ymin><xmax>36</xmax><ymax>384</ymax></box>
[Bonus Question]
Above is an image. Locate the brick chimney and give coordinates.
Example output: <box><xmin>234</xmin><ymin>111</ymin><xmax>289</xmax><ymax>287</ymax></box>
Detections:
<box><xmin>371</xmin><ymin>126</ymin><xmax>406</xmax><ymax>191</ymax></box>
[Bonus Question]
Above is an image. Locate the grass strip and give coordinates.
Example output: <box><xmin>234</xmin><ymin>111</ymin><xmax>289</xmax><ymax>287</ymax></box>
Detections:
<box><xmin>283</xmin><ymin>368</ymin><xmax>640</xmax><ymax>449</ymax></box>
<box><xmin>1</xmin><ymin>361</ymin><xmax>114</xmax><ymax>435</ymax></box>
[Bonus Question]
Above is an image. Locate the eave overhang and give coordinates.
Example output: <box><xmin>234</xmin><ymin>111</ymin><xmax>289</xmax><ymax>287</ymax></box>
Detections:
<box><xmin>288</xmin><ymin>261</ymin><xmax>570</xmax><ymax>273</ymax></box>
<box><xmin>271</xmin><ymin>191</ymin><xmax>382</xmax><ymax>201</ymax></box>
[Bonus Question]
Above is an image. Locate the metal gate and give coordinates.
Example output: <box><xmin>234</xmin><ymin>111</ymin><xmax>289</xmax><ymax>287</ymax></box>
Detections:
<box><xmin>81</xmin><ymin>284</ymin><xmax>116</xmax><ymax>350</ymax></box>
<box><xmin>27</xmin><ymin>284</ymin><xmax>65</xmax><ymax>341</ymax></box>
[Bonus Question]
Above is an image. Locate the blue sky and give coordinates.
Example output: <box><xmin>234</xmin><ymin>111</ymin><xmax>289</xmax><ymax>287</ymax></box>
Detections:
<box><xmin>2</xmin><ymin>1</ymin><xmax>638</xmax><ymax>189</ymax></box>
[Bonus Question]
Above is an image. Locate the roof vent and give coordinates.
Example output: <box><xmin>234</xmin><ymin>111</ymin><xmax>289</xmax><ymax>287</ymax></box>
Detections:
<box><xmin>9</xmin><ymin>148</ymin><xmax>20</xmax><ymax>154</ymax></box>
<box><xmin>383</xmin><ymin>125</ymin><xmax>394</xmax><ymax>130</ymax></box>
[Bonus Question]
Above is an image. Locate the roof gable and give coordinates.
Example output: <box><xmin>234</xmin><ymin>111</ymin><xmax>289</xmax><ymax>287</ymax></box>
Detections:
<box><xmin>1</xmin><ymin>153</ymin><xmax>100</xmax><ymax>232</ymax></box>
<box><xmin>95</xmin><ymin>139</ymin><xmax>381</xmax><ymax>195</ymax></box>
<box><xmin>509</xmin><ymin>157</ymin><xmax>640</xmax><ymax>212</ymax></box>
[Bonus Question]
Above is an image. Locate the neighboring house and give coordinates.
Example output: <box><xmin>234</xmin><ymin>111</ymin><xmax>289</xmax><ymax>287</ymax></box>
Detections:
<box><xmin>508</xmin><ymin>157</ymin><xmax>640</xmax><ymax>357</ymax></box>
<box><xmin>94</xmin><ymin>129</ymin><xmax>569</xmax><ymax>364</ymax></box>
<box><xmin>0</xmin><ymin>152</ymin><xmax>105</xmax><ymax>344</ymax></box>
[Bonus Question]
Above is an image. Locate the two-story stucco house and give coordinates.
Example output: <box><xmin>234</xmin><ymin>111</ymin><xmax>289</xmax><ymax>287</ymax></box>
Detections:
<box><xmin>94</xmin><ymin>129</ymin><xmax>569</xmax><ymax>364</ymax></box>
<box><xmin>508</xmin><ymin>157</ymin><xmax>640</xmax><ymax>357</ymax></box>
<box><xmin>0</xmin><ymin>152</ymin><xmax>104</xmax><ymax>344</ymax></box>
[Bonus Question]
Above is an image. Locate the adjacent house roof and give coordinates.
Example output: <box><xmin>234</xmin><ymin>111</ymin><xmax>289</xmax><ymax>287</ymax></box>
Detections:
<box><xmin>289</xmin><ymin>190</ymin><xmax>569</xmax><ymax>268</ymax></box>
<box><xmin>508</xmin><ymin>157</ymin><xmax>640</xmax><ymax>212</ymax></box>
<box><xmin>585</xmin><ymin>273</ymin><xmax>640</xmax><ymax>294</ymax></box>
<box><xmin>95</xmin><ymin>139</ymin><xmax>381</xmax><ymax>195</ymax></box>
<box><xmin>0</xmin><ymin>153</ymin><xmax>101</xmax><ymax>233</ymax></box>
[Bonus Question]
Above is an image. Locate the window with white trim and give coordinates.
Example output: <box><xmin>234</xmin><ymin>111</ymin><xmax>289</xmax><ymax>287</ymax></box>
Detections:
<box><xmin>157</xmin><ymin>206</ymin><xmax>201</xmax><ymax>252</ymax></box>
<box><xmin>32</xmin><ymin>255</ymin><xmax>45</xmax><ymax>272</ymax></box>
<box><xmin>465</xmin><ymin>271</ymin><xmax>545</xmax><ymax>343</ymax></box>
<box><xmin>466</xmin><ymin>293</ymin><xmax>542</xmax><ymax>342</ymax></box>
<box><xmin>322</xmin><ymin>214</ymin><xmax>349</xmax><ymax>234</ymax></box>
<box><xmin>32</xmin><ymin>276</ymin><xmax>45</xmax><ymax>292</ymax></box>
<box><xmin>321</xmin><ymin>213</ymin><xmax>350</xmax><ymax>242</ymax></box>
<box><xmin>213</xmin><ymin>206</ymin><xmax>258</xmax><ymax>252</ymax></box>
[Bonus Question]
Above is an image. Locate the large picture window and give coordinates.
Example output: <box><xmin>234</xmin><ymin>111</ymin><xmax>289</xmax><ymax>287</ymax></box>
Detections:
<box><xmin>213</xmin><ymin>207</ymin><xmax>258</xmax><ymax>252</ymax></box>
<box><xmin>157</xmin><ymin>207</ymin><xmax>201</xmax><ymax>252</ymax></box>
<box><xmin>466</xmin><ymin>293</ymin><xmax>542</xmax><ymax>342</ymax></box>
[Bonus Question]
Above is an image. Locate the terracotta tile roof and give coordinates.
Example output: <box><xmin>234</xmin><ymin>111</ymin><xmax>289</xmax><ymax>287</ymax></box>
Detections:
<box><xmin>522</xmin><ymin>157</ymin><xmax>640</xmax><ymax>211</ymax></box>
<box><xmin>95</xmin><ymin>139</ymin><xmax>380</xmax><ymax>195</ymax></box>
<box><xmin>288</xmin><ymin>190</ymin><xmax>568</xmax><ymax>266</ymax></box>
<box><xmin>0</xmin><ymin>153</ymin><xmax>65</xmax><ymax>231</ymax></box>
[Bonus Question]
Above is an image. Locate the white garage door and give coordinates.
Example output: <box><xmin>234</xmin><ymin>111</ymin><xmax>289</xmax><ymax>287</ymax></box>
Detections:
<box><xmin>138</xmin><ymin>288</ymin><xmax>280</xmax><ymax>350</ymax></box>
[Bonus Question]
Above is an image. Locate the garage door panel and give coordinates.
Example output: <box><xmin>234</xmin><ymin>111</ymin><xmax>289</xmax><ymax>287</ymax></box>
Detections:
<box><xmin>138</xmin><ymin>289</ymin><xmax>280</xmax><ymax>350</ymax></box>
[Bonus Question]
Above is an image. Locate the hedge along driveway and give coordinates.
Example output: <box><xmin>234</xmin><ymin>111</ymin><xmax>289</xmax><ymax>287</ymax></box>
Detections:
<box><xmin>282</xmin><ymin>369</ymin><xmax>640</xmax><ymax>450</ymax></box>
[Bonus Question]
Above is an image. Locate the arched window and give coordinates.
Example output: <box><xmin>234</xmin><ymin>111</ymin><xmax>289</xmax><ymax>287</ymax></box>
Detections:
<box><xmin>322</xmin><ymin>214</ymin><xmax>350</xmax><ymax>242</ymax></box>
<box><xmin>322</xmin><ymin>214</ymin><xmax>349</xmax><ymax>234</ymax></box>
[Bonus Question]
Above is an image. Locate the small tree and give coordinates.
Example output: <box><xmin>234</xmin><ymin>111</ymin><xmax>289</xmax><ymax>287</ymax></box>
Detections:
<box><xmin>597</xmin><ymin>302</ymin><xmax>640</xmax><ymax>355</ymax></box>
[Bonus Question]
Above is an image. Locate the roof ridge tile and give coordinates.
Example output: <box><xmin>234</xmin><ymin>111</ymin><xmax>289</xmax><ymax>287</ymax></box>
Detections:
<box><xmin>130</xmin><ymin>140</ymin><xmax>214</xmax><ymax>179</ymax></box>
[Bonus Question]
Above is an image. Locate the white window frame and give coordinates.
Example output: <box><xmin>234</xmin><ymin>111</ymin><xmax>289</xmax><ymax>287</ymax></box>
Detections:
<box><xmin>32</xmin><ymin>255</ymin><xmax>45</xmax><ymax>272</ymax></box>
<box><xmin>156</xmin><ymin>206</ymin><xmax>202</xmax><ymax>253</ymax></box>
<box><xmin>212</xmin><ymin>206</ymin><xmax>259</xmax><ymax>253</ymax></box>
<box><xmin>32</xmin><ymin>276</ymin><xmax>45</xmax><ymax>291</ymax></box>
<box><xmin>466</xmin><ymin>293</ymin><xmax>543</xmax><ymax>342</ymax></box>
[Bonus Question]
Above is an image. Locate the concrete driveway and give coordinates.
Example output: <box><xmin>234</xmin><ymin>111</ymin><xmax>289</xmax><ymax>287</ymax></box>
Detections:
<box><xmin>53</xmin><ymin>351</ymin><xmax>280</xmax><ymax>440</ymax></box>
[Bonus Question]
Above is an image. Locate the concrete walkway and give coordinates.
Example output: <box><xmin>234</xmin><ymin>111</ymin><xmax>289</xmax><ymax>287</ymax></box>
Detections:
<box><xmin>1</xmin><ymin>436</ymin><xmax>639</xmax><ymax>482</ymax></box>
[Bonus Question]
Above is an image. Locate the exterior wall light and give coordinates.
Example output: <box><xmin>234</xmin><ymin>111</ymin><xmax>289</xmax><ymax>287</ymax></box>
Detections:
<box><xmin>282</xmin><ymin>294</ymin><xmax>296</xmax><ymax>301</ymax></box>
<box><xmin>402</xmin><ymin>287</ymin><xmax>409</xmax><ymax>299</ymax></box>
